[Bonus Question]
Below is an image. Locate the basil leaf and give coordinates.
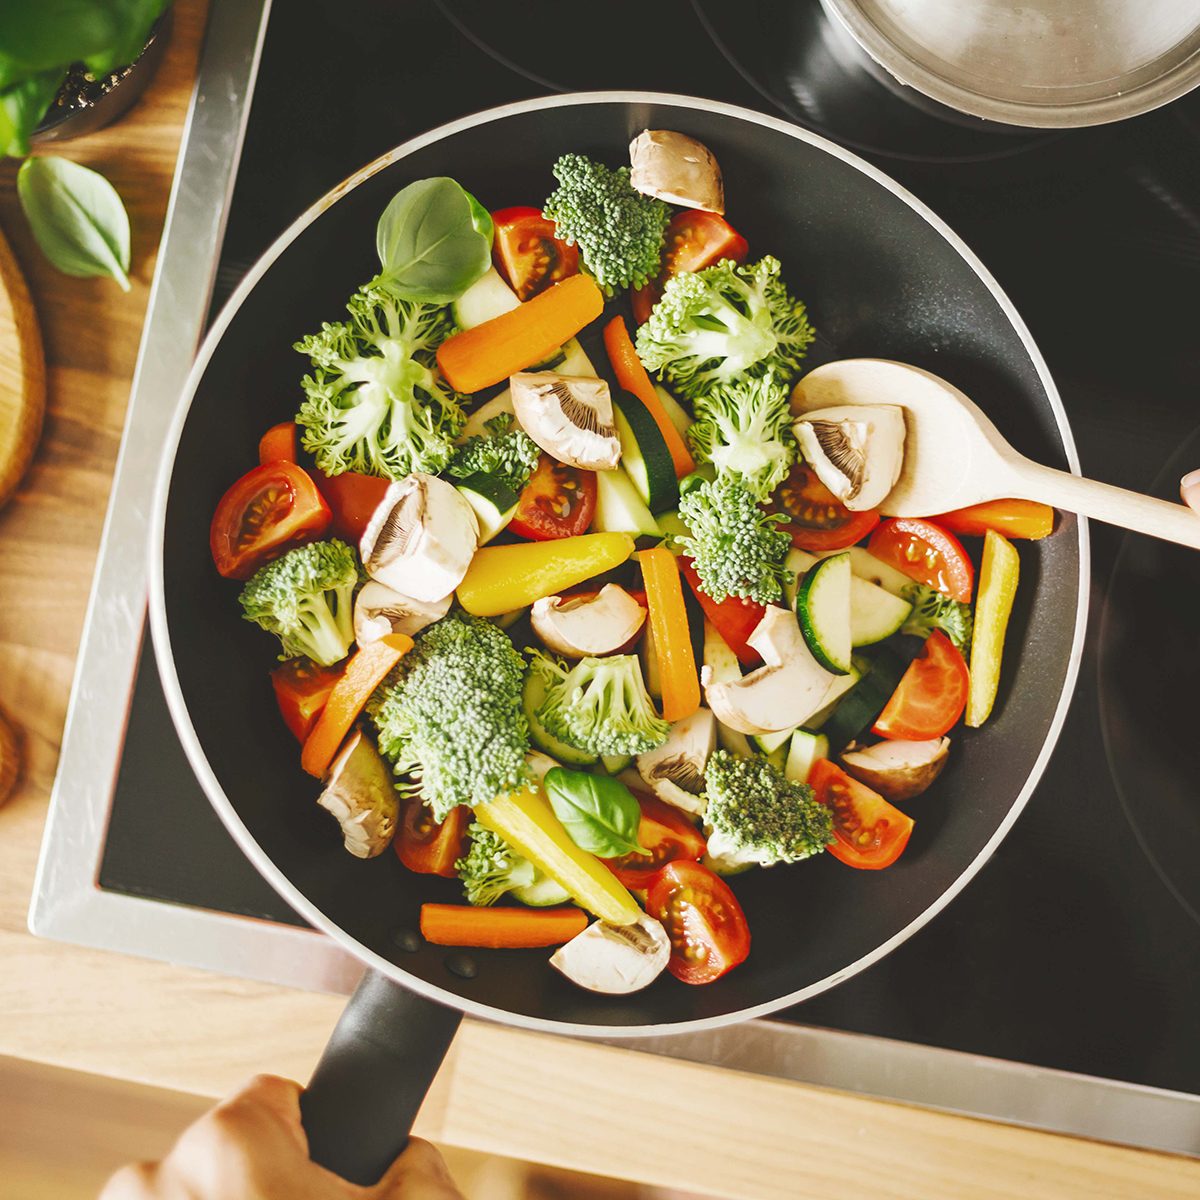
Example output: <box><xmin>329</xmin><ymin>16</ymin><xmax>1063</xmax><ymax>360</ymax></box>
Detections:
<box><xmin>17</xmin><ymin>156</ymin><xmax>131</xmax><ymax>291</ymax></box>
<box><xmin>0</xmin><ymin>69</ymin><xmax>64</xmax><ymax>157</ymax></box>
<box><xmin>374</xmin><ymin>176</ymin><xmax>492</xmax><ymax>304</ymax></box>
<box><xmin>544</xmin><ymin>767</ymin><xmax>649</xmax><ymax>859</ymax></box>
<box><xmin>0</xmin><ymin>2</ymin><xmax>118</xmax><ymax>78</ymax></box>
<box><xmin>82</xmin><ymin>0</ymin><xmax>168</xmax><ymax>79</ymax></box>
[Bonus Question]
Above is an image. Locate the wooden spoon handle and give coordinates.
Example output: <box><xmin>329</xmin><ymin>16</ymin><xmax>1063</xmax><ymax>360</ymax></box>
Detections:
<box><xmin>1009</xmin><ymin>459</ymin><xmax>1200</xmax><ymax>550</ymax></box>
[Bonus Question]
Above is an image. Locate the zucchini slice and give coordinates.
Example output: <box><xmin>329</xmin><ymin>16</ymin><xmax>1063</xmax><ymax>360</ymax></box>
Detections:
<box><xmin>593</xmin><ymin>465</ymin><xmax>662</xmax><ymax>538</ymax></box>
<box><xmin>785</xmin><ymin>729</ymin><xmax>829</xmax><ymax>785</ymax></box>
<box><xmin>786</xmin><ymin>548</ymin><xmax>912</xmax><ymax>647</ymax></box>
<box><xmin>795</xmin><ymin>552</ymin><xmax>853</xmax><ymax>675</ymax></box>
<box><xmin>612</xmin><ymin>388</ymin><xmax>679</xmax><ymax>514</ymax></box>
<box><xmin>455</xmin><ymin>473</ymin><xmax>519</xmax><ymax>544</ymax></box>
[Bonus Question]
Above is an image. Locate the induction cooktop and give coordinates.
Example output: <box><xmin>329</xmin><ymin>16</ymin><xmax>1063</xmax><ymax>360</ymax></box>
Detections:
<box><xmin>31</xmin><ymin>0</ymin><xmax>1200</xmax><ymax>1155</ymax></box>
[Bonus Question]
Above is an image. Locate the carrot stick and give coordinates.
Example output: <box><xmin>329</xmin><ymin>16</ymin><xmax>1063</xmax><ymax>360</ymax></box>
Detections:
<box><xmin>602</xmin><ymin>316</ymin><xmax>695</xmax><ymax>479</ymax></box>
<box><xmin>437</xmin><ymin>274</ymin><xmax>604</xmax><ymax>393</ymax></box>
<box><xmin>300</xmin><ymin>632</ymin><xmax>413</xmax><ymax>778</ymax></box>
<box><xmin>637</xmin><ymin>547</ymin><xmax>700</xmax><ymax>723</ymax></box>
<box><xmin>419</xmin><ymin>904</ymin><xmax>588</xmax><ymax>949</ymax></box>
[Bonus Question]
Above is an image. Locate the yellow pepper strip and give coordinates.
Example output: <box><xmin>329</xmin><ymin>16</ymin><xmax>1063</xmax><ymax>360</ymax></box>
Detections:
<box><xmin>966</xmin><ymin>529</ymin><xmax>1020</xmax><ymax>728</ymax></box>
<box><xmin>475</xmin><ymin>781</ymin><xmax>641</xmax><ymax>925</ymax></box>
<box><xmin>456</xmin><ymin>532</ymin><xmax>635</xmax><ymax>617</ymax></box>
<box><xmin>637</xmin><ymin>547</ymin><xmax>700</xmax><ymax>723</ymax></box>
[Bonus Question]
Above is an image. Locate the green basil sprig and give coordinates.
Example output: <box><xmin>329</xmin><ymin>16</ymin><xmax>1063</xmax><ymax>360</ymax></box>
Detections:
<box><xmin>373</xmin><ymin>176</ymin><xmax>492</xmax><ymax>304</ymax></box>
<box><xmin>544</xmin><ymin>767</ymin><xmax>649</xmax><ymax>859</ymax></box>
<box><xmin>17</xmin><ymin>155</ymin><xmax>131</xmax><ymax>291</ymax></box>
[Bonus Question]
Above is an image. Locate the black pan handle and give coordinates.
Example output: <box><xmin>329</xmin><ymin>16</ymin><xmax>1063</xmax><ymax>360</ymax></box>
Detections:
<box><xmin>300</xmin><ymin>969</ymin><xmax>462</xmax><ymax>1186</ymax></box>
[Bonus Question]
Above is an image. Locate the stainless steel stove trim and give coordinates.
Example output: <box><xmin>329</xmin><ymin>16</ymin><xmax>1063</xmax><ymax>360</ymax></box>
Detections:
<box><xmin>27</xmin><ymin>0</ymin><xmax>275</xmax><ymax>951</ymax></box>
<box><xmin>148</xmin><ymin>90</ymin><xmax>1091</xmax><ymax>1041</ymax></box>
<box><xmin>31</xmin><ymin>14</ymin><xmax>1191</xmax><ymax>1157</ymax></box>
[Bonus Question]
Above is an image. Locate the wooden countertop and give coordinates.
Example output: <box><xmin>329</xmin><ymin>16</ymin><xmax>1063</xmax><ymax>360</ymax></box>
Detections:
<box><xmin>0</xmin><ymin>5</ymin><xmax>1196</xmax><ymax>1197</ymax></box>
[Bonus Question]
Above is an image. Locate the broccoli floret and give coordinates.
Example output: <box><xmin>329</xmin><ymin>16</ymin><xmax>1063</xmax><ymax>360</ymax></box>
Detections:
<box><xmin>901</xmin><ymin>582</ymin><xmax>974</xmax><ymax>651</ymax></box>
<box><xmin>370</xmin><ymin>616</ymin><xmax>529</xmax><ymax>820</ymax></box>
<box><xmin>529</xmin><ymin>651</ymin><xmax>669</xmax><ymax>757</ymax></box>
<box><xmin>445</xmin><ymin>413</ymin><xmax>541</xmax><ymax>493</ymax></box>
<box><xmin>676</xmin><ymin>475</ymin><xmax>791</xmax><ymax>605</ymax></box>
<box><xmin>295</xmin><ymin>284</ymin><xmax>465</xmax><ymax>480</ymax></box>
<box><xmin>686</xmin><ymin>371</ymin><xmax>796</xmax><ymax>501</ymax></box>
<box><xmin>455</xmin><ymin>823</ymin><xmax>538</xmax><ymax>907</ymax></box>
<box><xmin>239</xmin><ymin>540</ymin><xmax>358</xmax><ymax>666</ymax></box>
<box><xmin>542</xmin><ymin>153</ymin><xmax>671</xmax><ymax>293</ymax></box>
<box><xmin>635</xmin><ymin>256</ymin><xmax>814</xmax><ymax>401</ymax></box>
<box><xmin>704</xmin><ymin>749</ymin><xmax>833</xmax><ymax>867</ymax></box>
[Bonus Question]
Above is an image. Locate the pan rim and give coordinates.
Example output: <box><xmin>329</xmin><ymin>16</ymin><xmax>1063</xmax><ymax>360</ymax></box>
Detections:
<box><xmin>148</xmin><ymin>89</ymin><xmax>1089</xmax><ymax>1037</ymax></box>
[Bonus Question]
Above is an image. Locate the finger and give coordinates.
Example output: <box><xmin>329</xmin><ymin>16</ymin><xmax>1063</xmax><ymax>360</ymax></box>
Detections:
<box><xmin>214</xmin><ymin>1073</ymin><xmax>310</xmax><ymax>1155</ymax></box>
<box><xmin>97</xmin><ymin>1162</ymin><xmax>158</xmax><ymax>1200</ymax></box>
<box><xmin>1182</xmin><ymin>469</ymin><xmax>1200</xmax><ymax>514</ymax></box>
<box><xmin>372</xmin><ymin>1137</ymin><xmax>465</xmax><ymax>1199</ymax></box>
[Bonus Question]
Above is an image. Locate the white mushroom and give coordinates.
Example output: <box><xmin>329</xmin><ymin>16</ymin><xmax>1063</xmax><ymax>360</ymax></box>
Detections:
<box><xmin>353</xmin><ymin>581</ymin><xmax>451</xmax><ymax>645</ymax></box>
<box><xmin>549</xmin><ymin>910</ymin><xmax>671</xmax><ymax>994</ymax></box>
<box><xmin>703</xmin><ymin>606</ymin><xmax>836</xmax><ymax>735</ymax></box>
<box><xmin>510</xmin><ymin>372</ymin><xmax>621</xmax><ymax>470</ymax></box>
<box><xmin>793</xmin><ymin>405</ymin><xmax>906</xmax><ymax>512</ymax></box>
<box><xmin>531</xmin><ymin>584</ymin><xmax>646</xmax><ymax>659</ymax></box>
<box><xmin>359</xmin><ymin>473</ymin><xmax>479</xmax><ymax>603</ymax></box>
<box><xmin>636</xmin><ymin>707</ymin><xmax>716</xmax><ymax>817</ymax></box>
<box><xmin>629</xmin><ymin>130</ymin><xmax>724</xmax><ymax>214</ymax></box>
<box><xmin>840</xmin><ymin>738</ymin><xmax>950</xmax><ymax>804</ymax></box>
<box><xmin>316</xmin><ymin>731</ymin><xmax>398</xmax><ymax>859</ymax></box>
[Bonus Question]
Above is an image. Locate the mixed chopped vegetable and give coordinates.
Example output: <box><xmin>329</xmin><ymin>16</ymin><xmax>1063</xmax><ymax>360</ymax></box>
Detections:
<box><xmin>208</xmin><ymin>133</ymin><xmax>1054</xmax><ymax>993</ymax></box>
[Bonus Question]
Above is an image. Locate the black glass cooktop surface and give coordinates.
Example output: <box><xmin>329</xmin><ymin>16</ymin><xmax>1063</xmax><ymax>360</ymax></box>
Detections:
<box><xmin>100</xmin><ymin>0</ymin><xmax>1200</xmax><ymax>1095</ymax></box>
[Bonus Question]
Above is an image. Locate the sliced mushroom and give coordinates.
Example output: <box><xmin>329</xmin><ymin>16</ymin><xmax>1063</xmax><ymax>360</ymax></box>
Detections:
<box><xmin>840</xmin><ymin>738</ymin><xmax>950</xmax><ymax>804</ymax></box>
<box><xmin>629</xmin><ymin>130</ymin><xmax>724</xmax><ymax>214</ymax></box>
<box><xmin>703</xmin><ymin>606</ymin><xmax>836</xmax><ymax>735</ymax></box>
<box><xmin>793</xmin><ymin>405</ymin><xmax>906</xmax><ymax>512</ymax></box>
<box><xmin>550</xmin><ymin>910</ymin><xmax>670</xmax><ymax>994</ymax></box>
<box><xmin>510</xmin><ymin>372</ymin><xmax>621</xmax><ymax>470</ymax></box>
<box><xmin>353</xmin><ymin>580</ymin><xmax>451</xmax><ymax>645</ymax></box>
<box><xmin>359</xmin><ymin>473</ymin><xmax>479</xmax><ymax>603</ymax></box>
<box><xmin>636</xmin><ymin>707</ymin><xmax>716</xmax><ymax>817</ymax></box>
<box><xmin>316</xmin><ymin>730</ymin><xmax>398</xmax><ymax>859</ymax></box>
<box><xmin>531</xmin><ymin>584</ymin><xmax>646</xmax><ymax>659</ymax></box>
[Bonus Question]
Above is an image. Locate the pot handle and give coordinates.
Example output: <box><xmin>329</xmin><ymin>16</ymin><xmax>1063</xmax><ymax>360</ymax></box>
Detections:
<box><xmin>300</xmin><ymin>968</ymin><xmax>462</xmax><ymax>1186</ymax></box>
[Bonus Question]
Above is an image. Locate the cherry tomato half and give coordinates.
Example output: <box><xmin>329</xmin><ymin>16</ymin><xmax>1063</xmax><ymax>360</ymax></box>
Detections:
<box><xmin>210</xmin><ymin>461</ymin><xmax>331</xmax><ymax>580</ymax></box>
<box><xmin>678</xmin><ymin>556</ymin><xmax>763</xmax><ymax>667</ymax></box>
<box><xmin>314</xmin><ymin>470</ymin><xmax>390</xmax><ymax>543</ymax></box>
<box><xmin>808</xmin><ymin>758</ymin><xmax>914</xmax><ymax>870</ymax></box>
<box><xmin>508</xmin><ymin>454</ymin><xmax>597</xmax><ymax>540</ymax></box>
<box><xmin>868</xmin><ymin>517</ymin><xmax>974</xmax><ymax>602</ymax></box>
<box><xmin>396</xmin><ymin>802</ymin><xmax>469</xmax><ymax>878</ymax></box>
<box><xmin>872</xmin><ymin>629</ymin><xmax>969</xmax><ymax>741</ymax></box>
<box><xmin>492</xmin><ymin>206</ymin><xmax>580</xmax><ymax>301</ymax></box>
<box><xmin>603</xmin><ymin>791</ymin><xmax>707</xmax><ymax>889</ymax></box>
<box><xmin>767</xmin><ymin>463</ymin><xmax>880</xmax><ymax>553</ymax></box>
<box><xmin>646</xmin><ymin>859</ymin><xmax>751</xmax><ymax>985</ymax></box>
<box><xmin>270</xmin><ymin>658</ymin><xmax>344</xmax><ymax>743</ymax></box>
<box><xmin>632</xmin><ymin>211</ymin><xmax>749</xmax><ymax>324</ymax></box>
<box><xmin>258</xmin><ymin>421</ymin><xmax>298</xmax><ymax>465</ymax></box>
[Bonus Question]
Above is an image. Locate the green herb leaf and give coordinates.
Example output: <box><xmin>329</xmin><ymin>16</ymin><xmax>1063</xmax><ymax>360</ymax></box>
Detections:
<box><xmin>17</xmin><ymin>156</ymin><xmax>131</xmax><ymax>290</ymax></box>
<box><xmin>374</xmin><ymin>176</ymin><xmax>492</xmax><ymax>304</ymax></box>
<box><xmin>81</xmin><ymin>0</ymin><xmax>167</xmax><ymax>79</ymax></box>
<box><xmin>544</xmin><ymin>767</ymin><xmax>649</xmax><ymax>859</ymax></box>
<box><xmin>0</xmin><ymin>69</ymin><xmax>64</xmax><ymax>157</ymax></box>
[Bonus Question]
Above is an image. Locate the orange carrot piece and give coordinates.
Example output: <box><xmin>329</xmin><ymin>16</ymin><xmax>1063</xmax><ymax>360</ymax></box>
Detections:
<box><xmin>933</xmin><ymin>499</ymin><xmax>1055</xmax><ymax>541</ymax></box>
<box><xmin>419</xmin><ymin>904</ymin><xmax>588</xmax><ymax>949</ymax></box>
<box><xmin>300</xmin><ymin>633</ymin><xmax>413</xmax><ymax>778</ymax></box>
<box><xmin>602</xmin><ymin>316</ymin><xmax>695</xmax><ymax>479</ymax></box>
<box><xmin>637</xmin><ymin>547</ymin><xmax>700</xmax><ymax>723</ymax></box>
<box><xmin>436</xmin><ymin>274</ymin><xmax>604</xmax><ymax>393</ymax></box>
<box><xmin>258</xmin><ymin>422</ymin><xmax>298</xmax><ymax>465</ymax></box>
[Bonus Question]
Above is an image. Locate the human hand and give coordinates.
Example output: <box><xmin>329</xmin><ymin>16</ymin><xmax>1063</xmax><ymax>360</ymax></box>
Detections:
<box><xmin>99</xmin><ymin>1074</ymin><xmax>465</xmax><ymax>1200</ymax></box>
<box><xmin>1183</xmin><ymin>470</ymin><xmax>1200</xmax><ymax>514</ymax></box>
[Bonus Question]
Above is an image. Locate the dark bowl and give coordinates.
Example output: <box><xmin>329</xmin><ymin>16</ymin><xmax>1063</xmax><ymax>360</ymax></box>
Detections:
<box><xmin>150</xmin><ymin>94</ymin><xmax>1087</xmax><ymax>1035</ymax></box>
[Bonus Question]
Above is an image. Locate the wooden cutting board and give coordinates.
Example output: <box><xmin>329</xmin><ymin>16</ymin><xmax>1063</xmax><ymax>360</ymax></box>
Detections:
<box><xmin>0</xmin><ymin>223</ymin><xmax>44</xmax><ymax>506</ymax></box>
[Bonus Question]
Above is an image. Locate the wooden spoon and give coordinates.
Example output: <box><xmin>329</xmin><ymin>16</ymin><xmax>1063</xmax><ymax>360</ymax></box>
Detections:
<box><xmin>791</xmin><ymin>359</ymin><xmax>1200</xmax><ymax>550</ymax></box>
<box><xmin>0</xmin><ymin>225</ymin><xmax>45</xmax><ymax>507</ymax></box>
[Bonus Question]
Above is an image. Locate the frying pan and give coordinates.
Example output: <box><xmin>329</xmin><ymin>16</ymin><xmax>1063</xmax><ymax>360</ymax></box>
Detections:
<box><xmin>149</xmin><ymin>93</ymin><xmax>1088</xmax><ymax>1185</ymax></box>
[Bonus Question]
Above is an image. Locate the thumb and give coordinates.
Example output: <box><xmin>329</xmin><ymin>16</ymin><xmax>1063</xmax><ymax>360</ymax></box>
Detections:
<box><xmin>372</xmin><ymin>1137</ymin><xmax>464</xmax><ymax>1199</ymax></box>
<box><xmin>1182</xmin><ymin>470</ymin><xmax>1200</xmax><ymax>515</ymax></box>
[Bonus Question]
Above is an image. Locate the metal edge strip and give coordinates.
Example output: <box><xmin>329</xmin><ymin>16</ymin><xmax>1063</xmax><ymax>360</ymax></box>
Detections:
<box><xmin>28</xmin><ymin>0</ymin><xmax>274</xmax><ymax>940</ymax></box>
<box><xmin>145</xmin><ymin>89</ymin><xmax>1091</xmax><ymax>1041</ymax></box>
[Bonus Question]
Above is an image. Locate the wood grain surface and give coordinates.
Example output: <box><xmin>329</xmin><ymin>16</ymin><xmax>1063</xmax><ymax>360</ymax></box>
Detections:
<box><xmin>0</xmin><ymin>4</ymin><xmax>1197</xmax><ymax>1198</ymax></box>
<box><xmin>0</xmin><ymin>223</ymin><xmax>44</xmax><ymax>506</ymax></box>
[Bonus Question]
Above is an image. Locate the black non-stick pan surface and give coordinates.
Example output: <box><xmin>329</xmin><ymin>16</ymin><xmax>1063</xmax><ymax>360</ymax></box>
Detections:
<box><xmin>150</xmin><ymin>94</ymin><xmax>1086</xmax><ymax>1183</ymax></box>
